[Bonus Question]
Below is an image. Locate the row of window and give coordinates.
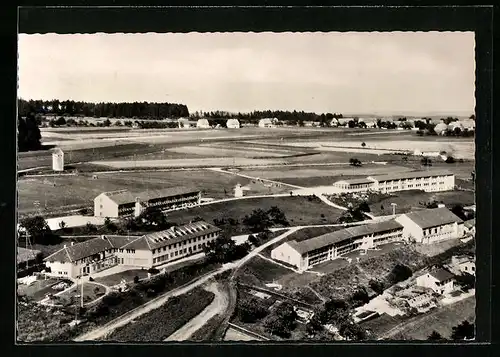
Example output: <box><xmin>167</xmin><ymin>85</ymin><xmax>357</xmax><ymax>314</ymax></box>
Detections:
<box><xmin>152</xmin><ymin>233</ymin><xmax>216</xmax><ymax>255</ymax></box>
<box><xmin>153</xmin><ymin>242</ymin><xmax>207</xmax><ymax>264</ymax></box>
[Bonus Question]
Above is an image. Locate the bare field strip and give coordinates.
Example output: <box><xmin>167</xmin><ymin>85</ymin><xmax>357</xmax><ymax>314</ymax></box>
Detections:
<box><xmin>165</xmin><ymin>146</ymin><xmax>288</xmax><ymax>158</ymax></box>
<box><xmin>90</xmin><ymin>157</ymin><xmax>287</xmax><ymax>169</ymax></box>
<box><xmin>238</xmin><ymin>164</ymin><xmax>412</xmax><ymax>181</ymax></box>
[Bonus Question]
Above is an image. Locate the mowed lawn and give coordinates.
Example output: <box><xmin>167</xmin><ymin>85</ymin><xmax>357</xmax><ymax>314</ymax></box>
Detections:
<box><xmin>369</xmin><ymin>189</ymin><xmax>475</xmax><ymax>216</ymax></box>
<box><xmin>166</xmin><ymin>196</ymin><xmax>345</xmax><ymax>228</ymax></box>
<box><xmin>389</xmin><ymin>296</ymin><xmax>476</xmax><ymax>340</ymax></box>
<box><xmin>94</xmin><ymin>269</ymin><xmax>149</xmax><ymax>287</ymax></box>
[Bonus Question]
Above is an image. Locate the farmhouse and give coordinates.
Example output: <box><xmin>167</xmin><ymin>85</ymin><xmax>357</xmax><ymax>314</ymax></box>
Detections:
<box><xmin>271</xmin><ymin>220</ymin><xmax>404</xmax><ymax>272</ymax></box>
<box><xmin>52</xmin><ymin>148</ymin><xmax>64</xmax><ymax>172</ymax></box>
<box><xmin>178</xmin><ymin>118</ymin><xmax>190</xmax><ymax>128</ymax></box>
<box><xmin>94</xmin><ymin>187</ymin><xmax>202</xmax><ymax>218</ymax></box>
<box><xmin>415</xmin><ymin>268</ymin><xmax>455</xmax><ymax>295</ymax></box>
<box><xmin>395</xmin><ymin>207</ymin><xmax>464</xmax><ymax>244</ymax></box>
<box><xmin>44</xmin><ymin>221</ymin><xmax>220</xmax><ymax>278</ymax></box>
<box><xmin>226</xmin><ymin>119</ymin><xmax>240</xmax><ymax>129</ymax></box>
<box><xmin>332</xmin><ymin>170</ymin><xmax>455</xmax><ymax>194</ymax></box>
<box><xmin>258</xmin><ymin>118</ymin><xmax>276</xmax><ymax>128</ymax></box>
<box><xmin>196</xmin><ymin>118</ymin><xmax>210</xmax><ymax>129</ymax></box>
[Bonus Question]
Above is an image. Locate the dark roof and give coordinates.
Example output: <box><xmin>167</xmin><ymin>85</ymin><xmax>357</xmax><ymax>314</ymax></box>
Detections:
<box><xmin>335</xmin><ymin>178</ymin><xmax>375</xmax><ymax>185</ymax></box>
<box><xmin>17</xmin><ymin>247</ymin><xmax>41</xmax><ymax>264</ymax></box>
<box><xmin>288</xmin><ymin>220</ymin><xmax>404</xmax><ymax>255</ymax></box>
<box><xmin>403</xmin><ymin>207</ymin><xmax>463</xmax><ymax>229</ymax></box>
<box><xmin>101</xmin><ymin>187</ymin><xmax>201</xmax><ymax>205</ymax></box>
<box><xmin>121</xmin><ymin>221</ymin><xmax>221</xmax><ymax>251</ymax></box>
<box><xmin>369</xmin><ymin>169</ymin><xmax>454</xmax><ymax>182</ymax></box>
<box><xmin>428</xmin><ymin>268</ymin><xmax>455</xmax><ymax>282</ymax></box>
<box><xmin>44</xmin><ymin>235</ymin><xmax>138</xmax><ymax>263</ymax></box>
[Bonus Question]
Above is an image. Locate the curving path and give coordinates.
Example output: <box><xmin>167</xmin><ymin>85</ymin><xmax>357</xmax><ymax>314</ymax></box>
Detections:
<box><xmin>164</xmin><ymin>281</ymin><xmax>229</xmax><ymax>341</ymax></box>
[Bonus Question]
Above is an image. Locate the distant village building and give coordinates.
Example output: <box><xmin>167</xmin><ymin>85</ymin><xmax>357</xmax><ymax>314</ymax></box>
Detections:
<box><xmin>395</xmin><ymin>207</ymin><xmax>464</xmax><ymax>244</ymax></box>
<box><xmin>226</xmin><ymin>119</ymin><xmax>240</xmax><ymax>129</ymax></box>
<box><xmin>271</xmin><ymin>220</ymin><xmax>404</xmax><ymax>272</ymax></box>
<box><xmin>94</xmin><ymin>187</ymin><xmax>202</xmax><ymax>218</ymax></box>
<box><xmin>330</xmin><ymin>118</ymin><xmax>339</xmax><ymax>127</ymax></box>
<box><xmin>258</xmin><ymin>118</ymin><xmax>276</xmax><ymax>128</ymax></box>
<box><xmin>44</xmin><ymin>221</ymin><xmax>220</xmax><ymax>278</ymax></box>
<box><xmin>416</xmin><ymin>268</ymin><xmax>455</xmax><ymax>295</ymax></box>
<box><xmin>178</xmin><ymin>118</ymin><xmax>190</xmax><ymax>128</ymax></box>
<box><xmin>331</xmin><ymin>170</ymin><xmax>455</xmax><ymax>194</ymax></box>
<box><xmin>234</xmin><ymin>183</ymin><xmax>244</xmax><ymax>198</ymax></box>
<box><xmin>52</xmin><ymin>148</ymin><xmax>64</xmax><ymax>172</ymax></box>
<box><xmin>196</xmin><ymin>119</ymin><xmax>211</xmax><ymax>129</ymax></box>
<box><xmin>434</xmin><ymin>123</ymin><xmax>448</xmax><ymax>135</ymax></box>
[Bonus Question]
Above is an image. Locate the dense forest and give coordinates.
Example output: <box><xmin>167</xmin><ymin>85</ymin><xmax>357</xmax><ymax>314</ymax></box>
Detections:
<box><xmin>18</xmin><ymin>99</ymin><xmax>190</xmax><ymax>119</ymax></box>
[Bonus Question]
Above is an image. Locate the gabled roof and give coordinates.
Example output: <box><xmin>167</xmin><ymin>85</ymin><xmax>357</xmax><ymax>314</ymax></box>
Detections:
<box><xmin>403</xmin><ymin>207</ymin><xmax>463</xmax><ymax>229</ymax></box>
<box><xmin>121</xmin><ymin>220</ymin><xmax>221</xmax><ymax>251</ymax></box>
<box><xmin>369</xmin><ymin>169</ymin><xmax>454</xmax><ymax>182</ymax></box>
<box><xmin>44</xmin><ymin>235</ymin><xmax>138</xmax><ymax>263</ymax></box>
<box><xmin>428</xmin><ymin>268</ymin><xmax>455</xmax><ymax>282</ymax></box>
<box><xmin>288</xmin><ymin>220</ymin><xmax>404</xmax><ymax>255</ymax></box>
<box><xmin>100</xmin><ymin>187</ymin><xmax>200</xmax><ymax>206</ymax></box>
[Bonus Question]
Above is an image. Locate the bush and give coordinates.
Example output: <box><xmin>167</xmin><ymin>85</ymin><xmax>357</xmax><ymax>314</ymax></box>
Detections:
<box><xmin>148</xmin><ymin>268</ymin><xmax>160</xmax><ymax>275</ymax></box>
<box><xmin>102</xmin><ymin>292</ymin><xmax>123</xmax><ymax>306</ymax></box>
<box><xmin>133</xmin><ymin>276</ymin><xmax>140</xmax><ymax>284</ymax></box>
<box><xmin>387</xmin><ymin>264</ymin><xmax>413</xmax><ymax>285</ymax></box>
<box><xmin>368</xmin><ymin>279</ymin><xmax>385</xmax><ymax>295</ymax></box>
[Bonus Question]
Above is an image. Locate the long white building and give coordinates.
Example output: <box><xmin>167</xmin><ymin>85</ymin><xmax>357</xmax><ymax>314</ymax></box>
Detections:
<box><xmin>44</xmin><ymin>221</ymin><xmax>220</xmax><ymax>278</ymax></box>
<box><xmin>331</xmin><ymin>169</ymin><xmax>455</xmax><ymax>194</ymax></box>
<box><xmin>94</xmin><ymin>187</ymin><xmax>202</xmax><ymax>218</ymax></box>
<box><xmin>271</xmin><ymin>220</ymin><xmax>404</xmax><ymax>272</ymax></box>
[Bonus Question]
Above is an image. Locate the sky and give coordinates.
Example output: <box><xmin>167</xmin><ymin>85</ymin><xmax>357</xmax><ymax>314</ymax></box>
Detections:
<box><xmin>18</xmin><ymin>32</ymin><xmax>475</xmax><ymax>115</ymax></box>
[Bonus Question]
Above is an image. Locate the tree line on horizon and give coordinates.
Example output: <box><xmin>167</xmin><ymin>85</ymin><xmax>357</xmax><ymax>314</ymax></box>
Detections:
<box><xmin>18</xmin><ymin>99</ymin><xmax>190</xmax><ymax>119</ymax></box>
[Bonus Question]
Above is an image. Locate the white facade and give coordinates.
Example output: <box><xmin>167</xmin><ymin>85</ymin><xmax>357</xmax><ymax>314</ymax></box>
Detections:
<box><xmin>271</xmin><ymin>242</ymin><xmax>304</xmax><ymax>270</ymax></box>
<box><xmin>271</xmin><ymin>222</ymin><xmax>404</xmax><ymax>272</ymax></box>
<box><xmin>178</xmin><ymin>118</ymin><xmax>190</xmax><ymax>128</ymax></box>
<box><xmin>234</xmin><ymin>184</ymin><xmax>244</xmax><ymax>198</ymax></box>
<box><xmin>332</xmin><ymin>180</ymin><xmax>376</xmax><ymax>193</ymax></box>
<box><xmin>52</xmin><ymin>148</ymin><xmax>64</xmax><ymax>171</ymax></box>
<box><xmin>416</xmin><ymin>273</ymin><xmax>455</xmax><ymax>295</ymax></box>
<box><xmin>196</xmin><ymin>119</ymin><xmax>210</xmax><ymax>129</ymax></box>
<box><xmin>367</xmin><ymin>173</ymin><xmax>455</xmax><ymax>193</ymax></box>
<box><xmin>94</xmin><ymin>193</ymin><xmax>120</xmax><ymax>218</ymax></box>
<box><xmin>226</xmin><ymin>119</ymin><xmax>240</xmax><ymax>129</ymax></box>
<box><xmin>258</xmin><ymin>118</ymin><xmax>275</xmax><ymax>128</ymax></box>
<box><xmin>395</xmin><ymin>215</ymin><xmax>464</xmax><ymax>244</ymax></box>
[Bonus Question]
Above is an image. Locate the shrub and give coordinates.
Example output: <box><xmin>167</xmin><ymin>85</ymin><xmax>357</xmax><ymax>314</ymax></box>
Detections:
<box><xmin>102</xmin><ymin>292</ymin><xmax>123</xmax><ymax>306</ymax></box>
<box><xmin>148</xmin><ymin>268</ymin><xmax>160</xmax><ymax>275</ymax></box>
<box><xmin>133</xmin><ymin>276</ymin><xmax>140</xmax><ymax>284</ymax></box>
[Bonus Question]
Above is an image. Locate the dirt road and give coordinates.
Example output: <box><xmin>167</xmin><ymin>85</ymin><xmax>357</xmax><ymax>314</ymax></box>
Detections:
<box><xmin>164</xmin><ymin>281</ymin><xmax>229</xmax><ymax>341</ymax></box>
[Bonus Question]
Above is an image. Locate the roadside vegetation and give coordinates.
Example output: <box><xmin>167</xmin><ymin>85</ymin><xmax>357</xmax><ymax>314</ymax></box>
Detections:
<box><xmin>103</xmin><ymin>287</ymin><xmax>215</xmax><ymax>341</ymax></box>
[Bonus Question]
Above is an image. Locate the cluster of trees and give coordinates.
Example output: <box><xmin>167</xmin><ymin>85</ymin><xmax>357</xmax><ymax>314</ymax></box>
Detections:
<box><xmin>203</xmin><ymin>233</ymin><xmax>251</xmax><ymax>264</ymax></box>
<box><xmin>124</xmin><ymin>207</ymin><xmax>174</xmax><ymax>232</ymax></box>
<box><xmin>337</xmin><ymin>202</ymin><xmax>369</xmax><ymax>223</ymax></box>
<box><xmin>376</xmin><ymin>119</ymin><xmax>398</xmax><ymax>130</ymax></box>
<box><xmin>18</xmin><ymin>216</ymin><xmax>61</xmax><ymax>245</ymax></box>
<box><xmin>242</xmin><ymin>206</ymin><xmax>289</xmax><ymax>233</ymax></box>
<box><xmin>18</xmin><ymin>113</ymin><xmax>42</xmax><ymax>152</ymax></box>
<box><xmin>264</xmin><ymin>301</ymin><xmax>299</xmax><ymax>338</ymax></box>
<box><xmin>427</xmin><ymin>320</ymin><xmax>475</xmax><ymax>340</ymax></box>
<box><xmin>349</xmin><ymin>158</ymin><xmax>362</xmax><ymax>167</ymax></box>
<box><xmin>306</xmin><ymin>298</ymin><xmax>367</xmax><ymax>341</ymax></box>
<box><xmin>18</xmin><ymin>99</ymin><xmax>190</xmax><ymax>119</ymax></box>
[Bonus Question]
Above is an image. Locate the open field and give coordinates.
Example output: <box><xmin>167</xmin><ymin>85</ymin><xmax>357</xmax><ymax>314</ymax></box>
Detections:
<box><xmin>368</xmin><ymin>190</ymin><xmax>475</xmax><ymax>216</ymax></box>
<box><xmin>18</xmin><ymin>169</ymin><xmax>292</xmax><ymax>214</ymax></box>
<box><xmin>386</xmin><ymin>296</ymin><xmax>476</xmax><ymax>340</ymax></box>
<box><xmin>166</xmin><ymin>196</ymin><xmax>345</xmax><ymax>228</ymax></box>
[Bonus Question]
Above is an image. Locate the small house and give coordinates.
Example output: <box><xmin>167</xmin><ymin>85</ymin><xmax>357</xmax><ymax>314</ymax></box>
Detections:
<box><xmin>416</xmin><ymin>268</ymin><xmax>455</xmax><ymax>295</ymax></box>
